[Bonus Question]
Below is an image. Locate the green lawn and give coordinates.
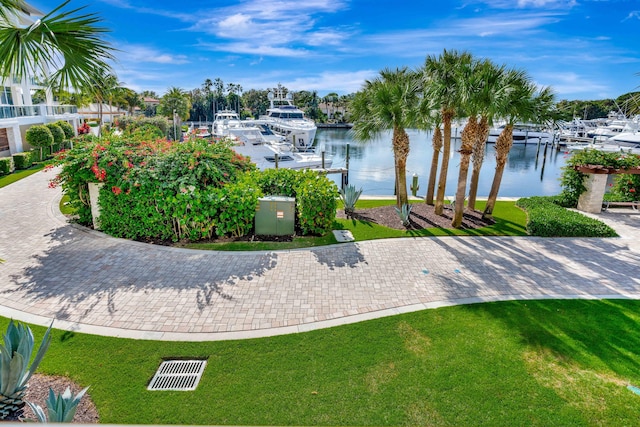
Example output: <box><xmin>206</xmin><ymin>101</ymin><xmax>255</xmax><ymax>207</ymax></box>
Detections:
<box><xmin>0</xmin><ymin>164</ymin><xmax>46</xmax><ymax>188</ymax></box>
<box><xmin>10</xmin><ymin>299</ymin><xmax>640</xmax><ymax>425</ymax></box>
<box><xmin>183</xmin><ymin>199</ymin><xmax>528</xmax><ymax>250</ymax></box>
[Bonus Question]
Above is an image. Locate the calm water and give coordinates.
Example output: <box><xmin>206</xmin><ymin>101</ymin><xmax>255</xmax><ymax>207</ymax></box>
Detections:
<box><xmin>315</xmin><ymin>128</ymin><xmax>568</xmax><ymax>198</ymax></box>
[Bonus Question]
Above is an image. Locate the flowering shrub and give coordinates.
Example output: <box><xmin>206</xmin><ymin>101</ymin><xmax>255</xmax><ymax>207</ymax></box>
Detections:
<box><xmin>559</xmin><ymin>150</ymin><xmax>640</xmax><ymax>207</ymax></box>
<box><xmin>77</xmin><ymin>122</ymin><xmax>91</xmax><ymax>135</ymax></box>
<box><xmin>55</xmin><ymin>134</ymin><xmax>338</xmax><ymax>241</ymax></box>
<box><xmin>611</xmin><ymin>175</ymin><xmax>640</xmax><ymax>201</ymax></box>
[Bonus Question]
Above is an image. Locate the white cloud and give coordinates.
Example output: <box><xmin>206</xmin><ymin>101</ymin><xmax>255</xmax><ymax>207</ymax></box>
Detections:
<box><xmin>623</xmin><ymin>11</ymin><xmax>640</xmax><ymax>21</ymax></box>
<box><xmin>117</xmin><ymin>44</ymin><xmax>190</xmax><ymax>64</ymax></box>
<box><xmin>478</xmin><ymin>0</ymin><xmax>576</xmax><ymax>9</ymax></box>
<box><xmin>286</xmin><ymin>70</ymin><xmax>378</xmax><ymax>95</ymax></box>
<box><xmin>197</xmin><ymin>41</ymin><xmax>310</xmax><ymax>57</ymax></box>
<box><xmin>535</xmin><ymin>71</ymin><xmax>609</xmax><ymax>96</ymax></box>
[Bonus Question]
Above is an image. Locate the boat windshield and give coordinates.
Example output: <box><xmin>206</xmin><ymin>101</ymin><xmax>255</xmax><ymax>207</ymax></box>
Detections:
<box><xmin>270</xmin><ymin>112</ymin><xmax>304</xmax><ymax>119</ymax></box>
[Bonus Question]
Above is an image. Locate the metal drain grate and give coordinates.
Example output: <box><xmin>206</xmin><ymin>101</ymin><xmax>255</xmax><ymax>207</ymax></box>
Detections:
<box><xmin>148</xmin><ymin>360</ymin><xmax>207</xmax><ymax>391</ymax></box>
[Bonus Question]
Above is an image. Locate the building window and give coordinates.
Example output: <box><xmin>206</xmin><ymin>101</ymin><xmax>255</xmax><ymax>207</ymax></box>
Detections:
<box><xmin>0</xmin><ymin>128</ymin><xmax>9</xmax><ymax>152</ymax></box>
<box><xmin>1</xmin><ymin>87</ymin><xmax>13</xmax><ymax>105</ymax></box>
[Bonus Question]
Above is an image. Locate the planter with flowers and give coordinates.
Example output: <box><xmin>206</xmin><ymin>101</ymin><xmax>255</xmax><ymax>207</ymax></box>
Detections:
<box><xmin>563</xmin><ymin>150</ymin><xmax>640</xmax><ymax>213</ymax></box>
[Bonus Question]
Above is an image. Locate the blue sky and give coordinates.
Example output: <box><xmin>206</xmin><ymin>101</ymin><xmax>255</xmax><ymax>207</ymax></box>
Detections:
<box><xmin>32</xmin><ymin>0</ymin><xmax>640</xmax><ymax>101</ymax></box>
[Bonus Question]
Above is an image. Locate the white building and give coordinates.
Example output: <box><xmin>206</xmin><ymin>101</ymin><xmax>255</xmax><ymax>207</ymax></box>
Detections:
<box><xmin>0</xmin><ymin>3</ymin><xmax>82</xmax><ymax>157</ymax></box>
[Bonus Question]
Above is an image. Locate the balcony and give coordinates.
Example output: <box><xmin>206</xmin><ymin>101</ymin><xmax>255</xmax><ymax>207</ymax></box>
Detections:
<box><xmin>0</xmin><ymin>104</ymin><xmax>78</xmax><ymax>120</ymax></box>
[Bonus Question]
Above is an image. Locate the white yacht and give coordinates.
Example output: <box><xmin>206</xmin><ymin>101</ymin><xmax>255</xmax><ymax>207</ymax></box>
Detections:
<box><xmin>487</xmin><ymin>123</ymin><xmax>554</xmax><ymax>144</ymax></box>
<box><xmin>230</xmin><ymin>138</ymin><xmax>332</xmax><ymax>170</ymax></box>
<box><xmin>212</xmin><ymin>110</ymin><xmax>243</xmax><ymax>138</ymax></box>
<box><xmin>249</xmin><ymin>87</ymin><xmax>317</xmax><ymax>151</ymax></box>
<box><xmin>587</xmin><ymin>117</ymin><xmax>630</xmax><ymax>141</ymax></box>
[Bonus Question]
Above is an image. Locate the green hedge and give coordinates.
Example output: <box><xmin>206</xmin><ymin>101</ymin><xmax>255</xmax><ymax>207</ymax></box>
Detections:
<box><xmin>57</xmin><ymin>135</ymin><xmax>339</xmax><ymax>242</ymax></box>
<box><xmin>0</xmin><ymin>157</ymin><xmax>13</xmax><ymax>176</ymax></box>
<box><xmin>54</xmin><ymin>120</ymin><xmax>75</xmax><ymax>139</ymax></box>
<box><xmin>248</xmin><ymin>168</ymin><xmax>338</xmax><ymax>235</ymax></box>
<box><xmin>12</xmin><ymin>151</ymin><xmax>35</xmax><ymax>170</ymax></box>
<box><xmin>516</xmin><ymin>196</ymin><xmax>617</xmax><ymax>237</ymax></box>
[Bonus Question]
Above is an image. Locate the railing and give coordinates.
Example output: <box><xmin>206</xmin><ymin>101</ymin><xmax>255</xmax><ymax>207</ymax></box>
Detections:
<box><xmin>0</xmin><ymin>104</ymin><xmax>78</xmax><ymax>119</ymax></box>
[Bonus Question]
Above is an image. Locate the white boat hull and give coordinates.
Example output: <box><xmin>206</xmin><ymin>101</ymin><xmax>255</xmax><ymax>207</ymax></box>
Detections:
<box><xmin>487</xmin><ymin>129</ymin><xmax>553</xmax><ymax>144</ymax></box>
<box><xmin>231</xmin><ymin>142</ymin><xmax>332</xmax><ymax>170</ymax></box>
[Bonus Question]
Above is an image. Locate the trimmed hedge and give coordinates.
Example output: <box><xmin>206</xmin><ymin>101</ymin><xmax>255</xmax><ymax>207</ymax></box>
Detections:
<box><xmin>248</xmin><ymin>168</ymin><xmax>338</xmax><ymax>235</ymax></box>
<box><xmin>0</xmin><ymin>157</ymin><xmax>13</xmax><ymax>176</ymax></box>
<box><xmin>55</xmin><ymin>120</ymin><xmax>75</xmax><ymax>139</ymax></box>
<box><xmin>516</xmin><ymin>196</ymin><xmax>617</xmax><ymax>237</ymax></box>
<box><xmin>12</xmin><ymin>151</ymin><xmax>35</xmax><ymax>170</ymax></box>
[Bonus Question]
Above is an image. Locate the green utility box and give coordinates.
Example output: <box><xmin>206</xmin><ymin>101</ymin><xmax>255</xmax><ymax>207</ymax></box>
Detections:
<box><xmin>255</xmin><ymin>196</ymin><xmax>295</xmax><ymax>236</ymax></box>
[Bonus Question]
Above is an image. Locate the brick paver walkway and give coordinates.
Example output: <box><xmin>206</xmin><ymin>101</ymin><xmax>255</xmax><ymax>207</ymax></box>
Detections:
<box><xmin>1</xmin><ymin>169</ymin><xmax>639</xmax><ymax>340</ymax></box>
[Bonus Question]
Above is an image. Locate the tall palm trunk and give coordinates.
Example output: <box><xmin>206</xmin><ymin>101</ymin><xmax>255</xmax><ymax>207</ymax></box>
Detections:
<box><xmin>468</xmin><ymin>115</ymin><xmax>490</xmax><ymax>210</ymax></box>
<box><xmin>393</xmin><ymin>126</ymin><xmax>410</xmax><ymax>208</ymax></box>
<box><xmin>452</xmin><ymin>115</ymin><xmax>478</xmax><ymax>227</ymax></box>
<box><xmin>435</xmin><ymin>110</ymin><xmax>453</xmax><ymax>215</ymax></box>
<box><xmin>483</xmin><ymin>124</ymin><xmax>514</xmax><ymax>218</ymax></box>
<box><xmin>426</xmin><ymin>126</ymin><xmax>443</xmax><ymax>205</ymax></box>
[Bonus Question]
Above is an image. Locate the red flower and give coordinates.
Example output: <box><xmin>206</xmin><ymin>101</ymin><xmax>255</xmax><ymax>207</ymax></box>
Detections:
<box><xmin>112</xmin><ymin>186</ymin><xmax>122</xmax><ymax>195</ymax></box>
<box><xmin>630</xmin><ymin>188</ymin><xmax>636</xmax><ymax>193</ymax></box>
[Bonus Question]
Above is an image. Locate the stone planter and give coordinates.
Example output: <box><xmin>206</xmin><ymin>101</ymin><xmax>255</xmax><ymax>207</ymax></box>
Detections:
<box><xmin>577</xmin><ymin>174</ymin><xmax>608</xmax><ymax>213</ymax></box>
<box><xmin>575</xmin><ymin>165</ymin><xmax>640</xmax><ymax>175</ymax></box>
<box><xmin>88</xmin><ymin>182</ymin><xmax>104</xmax><ymax>230</ymax></box>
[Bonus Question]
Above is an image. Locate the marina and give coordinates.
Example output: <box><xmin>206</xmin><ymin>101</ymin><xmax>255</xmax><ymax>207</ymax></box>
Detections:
<box><xmin>316</xmin><ymin>128</ymin><xmax>568</xmax><ymax>198</ymax></box>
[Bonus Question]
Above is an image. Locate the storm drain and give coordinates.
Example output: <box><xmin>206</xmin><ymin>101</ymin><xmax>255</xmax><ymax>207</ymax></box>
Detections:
<box><xmin>147</xmin><ymin>360</ymin><xmax>207</xmax><ymax>391</ymax></box>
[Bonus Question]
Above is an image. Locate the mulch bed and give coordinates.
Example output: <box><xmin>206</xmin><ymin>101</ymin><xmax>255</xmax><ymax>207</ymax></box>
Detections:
<box><xmin>336</xmin><ymin>203</ymin><xmax>495</xmax><ymax>230</ymax></box>
<box><xmin>22</xmin><ymin>374</ymin><xmax>99</xmax><ymax>423</ymax></box>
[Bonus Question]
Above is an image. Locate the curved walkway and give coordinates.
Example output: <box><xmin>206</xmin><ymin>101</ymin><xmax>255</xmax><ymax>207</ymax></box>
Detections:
<box><xmin>1</xmin><ymin>169</ymin><xmax>639</xmax><ymax>341</ymax></box>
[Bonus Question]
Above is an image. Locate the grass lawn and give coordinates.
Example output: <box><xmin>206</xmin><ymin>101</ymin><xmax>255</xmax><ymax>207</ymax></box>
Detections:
<box><xmin>0</xmin><ymin>163</ymin><xmax>46</xmax><ymax>188</ymax></box>
<box><xmin>183</xmin><ymin>199</ymin><xmax>528</xmax><ymax>251</ymax></box>
<box><xmin>9</xmin><ymin>299</ymin><xmax>640</xmax><ymax>426</ymax></box>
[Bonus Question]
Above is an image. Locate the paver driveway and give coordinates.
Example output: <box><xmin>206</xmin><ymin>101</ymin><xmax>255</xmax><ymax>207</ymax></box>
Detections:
<box><xmin>1</xmin><ymin>169</ymin><xmax>639</xmax><ymax>340</ymax></box>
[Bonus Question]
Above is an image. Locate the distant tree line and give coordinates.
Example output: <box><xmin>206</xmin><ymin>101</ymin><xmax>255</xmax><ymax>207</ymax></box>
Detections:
<box><xmin>555</xmin><ymin>92</ymin><xmax>640</xmax><ymax>121</ymax></box>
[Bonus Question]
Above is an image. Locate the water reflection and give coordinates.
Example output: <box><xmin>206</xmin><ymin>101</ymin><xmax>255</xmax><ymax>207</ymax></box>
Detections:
<box><xmin>316</xmin><ymin>128</ymin><xmax>567</xmax><ymax>197</ymax></box>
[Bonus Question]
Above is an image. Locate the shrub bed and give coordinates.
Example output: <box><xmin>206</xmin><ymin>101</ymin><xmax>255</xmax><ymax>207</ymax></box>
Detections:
<box><xmin>12</xmin><ymin>151</ymin><xmax>35</xmax><ymax>170</ymax></box>
<box><xmin>55</xmin><ymin>135</ymin><xmax>338</xmax><ymax>242</ymax></box>
<box><xmin>0</xmin><ymin>157</ymin><xmax>13</xmax><ymax>176</ymax></box>
<box><xmin>516</xmin><ymin>196</ymin><xmax>617</xmax><ymax>237</ymax></box>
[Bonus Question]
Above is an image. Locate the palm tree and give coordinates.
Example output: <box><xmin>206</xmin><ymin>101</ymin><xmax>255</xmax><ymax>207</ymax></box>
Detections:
<box><xmin>350</xmin><ymin>67</ymin><xmax>421</xmax><ymax>208</ymax></box>
<box><xmin>482</xmin><ymin>70</ymin><xmax>556</xmax><ymax>218</ymax></box>
<box><xmin>118</xmin><ymin>87</ymin><xmax>141</xmax><ymax>115</ymax></box>
<box><xmin>158</xmin><ymin>87</ymin><xmax>191</xmax><ymax>140</ymax></box>
<box><xmin>423</xmin><ymin>50</ymin><xmax>473</xmax><ymax>215</ymax></box>
<box><xmin>450</xmin><ymin>58</ymin><xmax>507</xmax><ymax>227</ymax></box>
<box><xmin>468</xmin><ymin>61</ymin><xmax>506</xmax><ymax>210</ymax></box>
<box><xmin>0</xmin><ymin>0</ymin><xmax>115</xmax><ymax>91</ymax></box>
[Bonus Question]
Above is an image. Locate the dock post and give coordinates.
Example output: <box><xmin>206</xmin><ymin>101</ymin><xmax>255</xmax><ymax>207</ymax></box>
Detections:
<box><xmin>345</xmin><ymin>143</ymin><xmax>350</xmax><ymax>187</ymax></box>
<box><xmin>322</xmin><ymin>151</ymin><xmax>325</xmax><ymax>169</ymax></box>
<box><xmin>275</xmin><ymin>153</ymin><xmax>279</xmax><ymax>169</ymax></box>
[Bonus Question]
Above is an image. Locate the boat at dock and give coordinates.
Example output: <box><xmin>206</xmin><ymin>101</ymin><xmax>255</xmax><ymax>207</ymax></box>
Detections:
<box><xmin>231</xmin><ymin>138</ymin><xmax>332</xmax><ymax>170</ymax></box>
<box><xmin>487</xmin><ymin>123</ymin><xmax>554</xmax><ymax>144</ymax></box>
<box><xmin>245</xmin><ymin>86</ymin><xmax>318</xmax><ymax>151</ymax></box>
<box><xmin>212</xmin><ymin>110</ymin><xmax>242</xmax><ymax>138</ymax></box>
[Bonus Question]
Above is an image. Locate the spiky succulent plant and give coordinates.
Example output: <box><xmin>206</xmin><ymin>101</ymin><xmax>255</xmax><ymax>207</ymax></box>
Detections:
<box><xmin>0</xmin><ymin>320</ymin><xmax>52</xmax><ymax>421</ymax></box>
<box><xmin>27</xmin><ymin>386</ymin><xmax>89</xmax><ymax>423</ymax></box>
<box><xmin>339</xmin><ymin>184</ymin><xmax>363</xmax><ymax>218</ymax></box>
<box><xmin>395</xmin><ymin>203</ymin><xmax>413</xmax><ymax>227</ymax></box>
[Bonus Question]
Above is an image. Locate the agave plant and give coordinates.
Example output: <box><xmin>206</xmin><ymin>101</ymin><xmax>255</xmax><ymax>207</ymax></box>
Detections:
<box><xmin>27</xmin><ymin>386</ymin><xmax>89</xmax><ymax>423</ymax></box>
<box><xmin>339</xmin><ymin>184</ymin><xmax>363</xmax><ymax>218</ymax></box>
<box><xmin>395</xmin><ymin>203</ymin><xmax>413</xmax><ymax>228</ymax></box>
<box><xmin>0</xmin><ymin>320</ymin><xmax>52</xmax><ymax>421</ymax></box>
